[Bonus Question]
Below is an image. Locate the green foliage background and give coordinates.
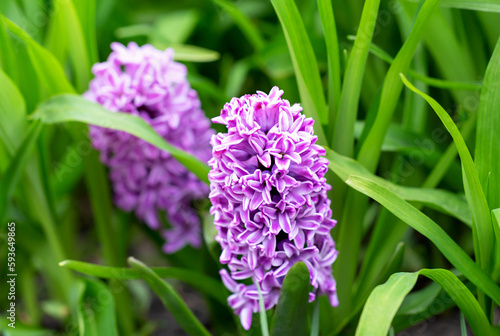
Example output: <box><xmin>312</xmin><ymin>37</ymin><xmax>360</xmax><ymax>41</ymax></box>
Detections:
<box><xmin>0</xmin><ymin>0</ymin><xmax>499</xmax><ymax>335</ymax></box>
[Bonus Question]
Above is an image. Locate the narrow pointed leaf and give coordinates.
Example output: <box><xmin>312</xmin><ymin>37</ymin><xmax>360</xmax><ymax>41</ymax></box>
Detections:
<box><xmin>345</xmin><ymin>175</ymin><xmax>500</xmax><ymax>306</ymax></box>
<box><xmin>31</xmin><ymin>94</ymin><xmax>209</xmax><ymax>184</ymax></box>
<box><xmin>356</xmin><ymin>269</ymin><xmax>494</xmax><ymax>336</ymax></box>
<box><xmin>128</xmin><ymin>257</ymin><xmax>211</xmax><ymax>336</ymax></box>
<box><xmin>0</xmin><ymin>121</ymin><xmax>42</xmax><ymax>220</ymax></box>
<box><xmin>59</xmin><ymin>260</ymin><xmax>228</xmax><ymax>305</ymax></box>
<box><xmin>271</xmin><ymin>262</ymin><xmax>310</xmax><ymax>336</ymax></box>
<box><xmin>326</xmin><ymin>148</ymin><xmax>472</xmax><ymax>226</ymax></box>
<box><xmin>77</xmin><ymin>279</ymin><xmax>119</xmax><ymax>336</ymax></box>
<box><xmin>0</xmin><ymin>68</ymin><xmax>26</xmax><ymax>152</ymax></box>
<box><xmin>270</xmin><ymin>0</ymin><xmax>328</xmax><ymax>143</ymax></box>
<box><xmin>476</xmin><ymin>36</ymin><xmax>500</xmax><ymax>210</ymax></box>
<box><xmin>3</xmin><ymin>16</ymin><xmax>75</xmax><ymax>95</ymax></box>
<box><xmin>401</xmin><ymin>74</ymin><xmax>493</xmax><ymax>272</ymax></box>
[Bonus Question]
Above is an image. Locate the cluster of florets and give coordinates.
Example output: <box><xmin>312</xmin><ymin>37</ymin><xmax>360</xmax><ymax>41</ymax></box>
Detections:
<box><xmin>208</xmin><ymin>87</ymin><xmax>338</xmax><ymax>329</ymax></box>
<box><xmin>85</xmin><ymin>42</ymin><xmax>213</xmax><ymax>253</ymax></box>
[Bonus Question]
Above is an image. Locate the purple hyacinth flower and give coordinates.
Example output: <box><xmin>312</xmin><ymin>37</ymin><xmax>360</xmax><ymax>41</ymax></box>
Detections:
<box><xmin>85</xmin><ymin>42</ymin><xmax>214</xmax><ymax>253</ymax></box>
<box><xmin>208</xmin><ymin>87</ymin><xmax>338</xmax><ymax>330</ymax></box>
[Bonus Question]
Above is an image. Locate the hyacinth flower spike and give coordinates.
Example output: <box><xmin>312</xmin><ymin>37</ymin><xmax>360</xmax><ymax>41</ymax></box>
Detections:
<box><xmin>209</xmin><ymin>87</ymin><xmax>338</xmax><ymax>330</ymax></box>
<box><xmin>85</xmin><ymin>42</ymin><xmax>214</xmax><ymax>253</ymax></box>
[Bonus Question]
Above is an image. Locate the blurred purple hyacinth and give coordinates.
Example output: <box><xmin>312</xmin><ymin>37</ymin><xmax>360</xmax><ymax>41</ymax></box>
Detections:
<box><xmin>85</xmin><ymin>42</ymin><xmax>214</xmax><ymax>253</ymax></box>
<box><xmin>208</xmin><ymin>87</ymin><xmax>338</xmax><ymax>330</ymax></box>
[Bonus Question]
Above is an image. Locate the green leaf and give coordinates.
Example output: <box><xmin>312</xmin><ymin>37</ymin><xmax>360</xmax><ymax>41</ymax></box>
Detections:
<box><xmin>52</xmin><ymin>0</ymin><xmax>92</xmax><ymax>92</ymax></box>
<box><xmin>31</xmin><ymin>94</ymin><xmax>209</xmax><ymax>184</ymax></box>
<box><xmin>317</xmin><ymin>0</ymin><xmax>341</xmax><ymax>125</ymax></box>
<box><xmin>0</xmin><ymin>68</ymin><xmax>26</xmax><ymax>152</ymax></box>
<box><xmin>270</xmin><ymin>0</ymin><xmax>328</xmax><ymax>143</ymax></box>
<box><xmin>460</xmin><ymin>312</ymin><xmax>467</xmax><ymax>336</ymax></box>
<box><xmin>59</xmin><ymin>259</ymin><xmax>228</xmax><ymax>305</ymax></box>
<box><xmin>271</xmin><ymin>262</ymin><xmax>310</xmax><ymax>336</ymax></box>
<box><xmin>332</xmin><ymin>0</ymin><xmax>381</xmax><ymax>157</ymax></box>
<box><xmin>73</xmin><ymin>0</ymin><xmax>98</xmax><ymax>64</ymax></box>
<box><xmin>475</xmin><ymin>36</ymin><xmax>500</xmax><ymax>211</ymax></box>
<box><xmin>2</xmin><ymin>16</ymin><xmax>75</xmax><ymax>96</ymax></box>
<box><xmin>345</xmin><ymin>175</ymin><xmax>500</xmax><ymax>306</ymax></box>
<box><xmin>171</xmin><ymin>44</ymin><xmax>220</xmax><ymax>63</ymax></box>
<box><xmin>210</xmin><ymin>0</ymin><xmax>264</xmax><ymax>51</ymax></box>
<box><xmin>0</xmin><ymin>18</ymin><xmax>19</xmax><ymax>85</ymax></box>
<box><xmin>440</xmin><ymin>0</ymin><xmax>500</xmax><ymax>12</ymax></box>
<box><xmin>127</xmin><ymin>257</ymin><xmax>211</xmax><ymax>336</ymax></box>
<box><xmin>333</xmin><ymin>1</ymin><xmax>441</xmax><ymax>321</ymax></box>
<box><xmin>356</xmin><ymin>269</ymin><xmax>495</xmax><ymax>336</ymax></box>
<box><xmin>492</xmin><ymin>209</ymin><xmax>500</xmax><ymax>280</ymax></box>
<box><xmin>77</xmin><ymin>279</ymin><xmax>119</xmax><ymax>336</ymax></box>
<box><xmin>0</xmin><ymin>121</ymin><xmax>42</xmax><ymax>220</ymax></box>
<box><xmin>397</xmin><ymin>279</ymin><xmax>442</xmax><ymax>315</ymax></box>
<box><xmin>349</xmin><ymin>36</ymin><xmax>482</xmax><ymax>91</ymax></box>
<box><xmin>401</xmin><ymin>74</ymin><xmax>493</xmax><ymax>272</ymax></box>
<box><xmin>356</xmin><ymin>0</ymin><xmax>440</xmax><ymax>172</ymax></box>
<box><xmin>154</xmin><ymin>10</ymin><xmax>199</xmax><ymax>45</ymax></box>
<box><xmin>326</xmin><ymin>148</ymin><xmax>472</xmax><ymax>226</ymax></box>
<box><xmin>355</xmin><ymin>272</ymin><xmax>419</xmax><ymax>336</ymax></box>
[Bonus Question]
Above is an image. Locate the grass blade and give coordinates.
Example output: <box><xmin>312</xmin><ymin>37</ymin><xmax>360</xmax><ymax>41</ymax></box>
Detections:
<box><xmin>270</xmin><ymin>0</ymin><xmax>328</xmax><ymax>143</ymax></box>
<box><xmin>31</xmin><ymin>94</ymin><xmax>209</xmax><ymax>184</ymax></box>
<box><xmin>332</xmin><ymin>0</ymin><xmax>381</xmax><ymax>157</ymax></box>
<box><xmin>210</xmin><ymin>0</ymin><xmax>264</xmax><ymax>51</ymax></box>
<box><xmin>356</xmin><ymin>0</ymin><xmax>440</xmax><ymax>172</ymax></box>
<box><xmin>59</xmin><ymin>260</ymin><xmax>228</xmax><ymax>305</ymax></box>
<box><xmin>326</xmin><ymin>148</ymin><xmax>472</xmax><ymax>226</ymax></box>
<box><xmin>355</xmin><ymin>272</ymin><xmax>419</xmax><ymax>336</ymax></box>
<box><xmin>127</xmin><ymin>257</ymin><xmax>211</xmax><ymax>336</ymax></box>
<box><xmin>317</xmin><ymin>0</ymin><xmax>341</xmax><ymax>125</ymax></box>
<box><xmin>271</xmin><ymin>262</ymin><xmax>310</xmax><ymax>336</ymax></box>
<box><xmin>475</xmin><ymin>36</ymin><xmax>500</xmax><ymax>211</ymax></box>
<box><xmin>401</xmin><ymin>74</ymin><xmax>493</xmax><ymax>272</ymax></box>
<box><xmin>440</xmin><ymin>0</ymin><xmax>500</xmax><ymax>12</ymax></box>
<box><xmin>345</xmin><ymin>175</ymin><xmax>500</xmax><ymax>306</ymax></box>
<box><xmin>0</xmin><ymin>18</ymin><xmax>19</xmax><ymax>85</ymax></box>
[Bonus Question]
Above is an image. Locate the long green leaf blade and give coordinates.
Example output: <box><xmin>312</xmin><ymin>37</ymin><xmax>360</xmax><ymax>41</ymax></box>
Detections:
<box><xmin>317</xmin><ymin>0</ymin><xmax>341</xmax><ymax>125</ymax></box>
<box><xmin>355</xmin><ymin>272</ymin><xmax>419</xmax><ymax>336</ymax></box>
<box><xmin>2</xmin><ymin>16</ymin><xmax>75</xmax><ymax>95</ymax></box>
<box><xmin>401</xmin><ymin>74</ymin><xmax>493</xmax><ymax>272</ymax></box>
<box><xmin>441</xmin><ymin>0</ymin><xmax>500</xmax><ymax>12</ymax></box>
<box><xmin>270</xmin><ymin>0</ymin><xmax>328</xmax><ymax>144</ymax></box>
<box><xmin>345</xmin><ymin>175</ymin><xmax>500</xmax><ymax>305</ymax></box>
<box><xmin>0</xmin><ymin>121</ymin><xmax>42</xmax><ymax>219</ymax></box>
<box><xmin>271</xmin><ymin>262</ymin><xmax>310</xmax><ymax>336</ymax></box>
<box><xmin>256</xmin><ymin>282</ymin><xmax>270</xmax><ymax>336</ymax></box>
<box><xmin>59</xmin><ymin>260</ymin><xmax>228</xmax><ymax>305</ymax></box>
<box><xmin>332</xmin><ymin>0</ymin><xmax>381</xmax><ymax>157</ymax></box>
<box><xmin>31</xmin><ymin>94</ymin><xmax>210</xmax><ymax>184</ymax></box>
<box><xmin>356</xmin><ymin>270</ymin><xmax>494</xmax><ymax>336</ymax></box>
<box><xmin>77</xmin><ymin>279</ymin><xmax>119</xmax><ymax>336</ymax></box>
<box><xmin>0</xmin><ymin>68</ymin><xmax>26</xmax><ymax>152</ymax></box>
<box><xmin>128</xmin><ymin>257</ymin><xmax>211</xmax><ymax>336</ymax></box>
<box><xmin>326</xmin><ymin>149</ymin><xmax>472</xmax><ymax>226</ymax></box>
<box><xmin>476</xmin><ymin>36</ymin><xmax>500</xmax><ymax>211</ymax></box>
